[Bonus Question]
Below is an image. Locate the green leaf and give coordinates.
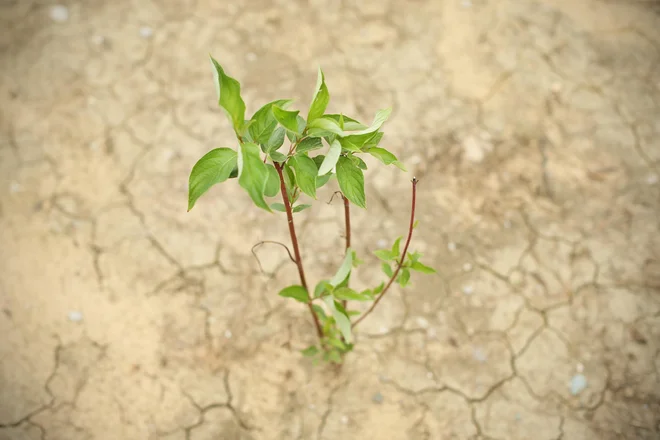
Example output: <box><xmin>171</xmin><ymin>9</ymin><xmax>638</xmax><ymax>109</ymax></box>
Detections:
<box><xmin>307</xmin><ymin>117</ymin><xmax>345</xmax><ymax>137</ymax></box>
<box><xmin>363</xmin><ymin>131</ymin><xmax>384</xmax><ymax>150</ymax></box>
<box><xmin>265</xmin><ymin>127</ymin><xmax>286</xmax><ymax>153</ymax></box>
<box><xmin>209</xmin><ymin>56</ymin><xmax>246</xmax><ymax>136</ymax></box>
<box><xmin>412</xmin><ymin>219</ymin><xmax>420</xmax><ymax>229</ymax></box>
<box><xmin>329</xmin><ymin>249</ymin><xmax>353</xmax><ymax>287</ymax></box>
<box><xmin>273</xmin><ymin>105</ymin><xmax>303</xmax><ymax>135</ymax></box>
<box><xmin>264</xmin><ymin>164</ymin><xmax>280</xmax><ymax>198</ymax></box>
<box><xmin>407</xmin><ymin>251</ymin><xmax>423</xmax><ymax>263</ymax></box>
<box><xmin>382</xmin><ymin>262</ymin><xmax>393</xmax><ymax>277</ymax></box>
<box><xmin>312</xmin><ymin>304</ymin><xmax>328</xmax><ymax>320</ymax></box>
<box><xmin>326</xmin><ymin>337</ymin><xmax>347</xmax><ymax>350</ymax></box>
<box><xmin>307</xmin><ymin>67</ymin><xmax>329</xmax><ymax>123</ymax></box>
<box><xmin>293</xmin><ymin>203</ymin><xmax>312</xmax><ymax>213</ymax></box>
<box><xmin>366</xmin><ymin>147</ymin><xmax>406</xmax><ymax>171</ymax></box>
<box><xmin>410</xmin><ymin>261</ymin><xmax>437</xmax><ymax>274</ymax></box>
<box><xmin>289</xmin><ymin>155</ymin><xmax>318</xmax><ymax>199</ymax></box>
<box><xmin>249</xmin><ymin>99</ymin><xmax>292</xmax><ymax>146</ymax></box>
<box><xmin>374</xmin><ymin>249</ymin><xmax>397</xmax><ymax>261</ymax></box>
<box><xmin>338</xmin><ymin>108</ymin><xmax>392</xmax><ymax>151</ymax></box>
<box><xmin>398</xmin><ymin>268</ymin><xmax>411</xmax><ymax>286</ymax></box>
<box><xmin>318</xmin><ymin>139</ymin><xmax>341</xmax><ymax>176</ymax></box>
<box><xmin>351</xmin><ymin>250</ymin><xmax>363</xmax><ymax>267</ymax></box>
<box><xmin>324</xmin><ymin>114</ymin><xmax>368</xmax><ymax>131</ymax></box>
<box><xmin>391</xmin><ymin>236</ymin><xmax>402</xmax><ymax>256</ymax></box>
<box><xmin>351</xmin><ymin>156</ymin><xmax>368</xmax><ymax>170</ymax></box>
<box><xmin>314</xmin><ymin>280</ymin><xmax>334</xmax><ymax>298</ymax></box>
<box><xmin>286</xmin><ymin>115</ymin><xmax>307</xmax><ymax>142</ymax></box>
<box><xmin>373</xmin><ymin>282</ymin><xmax>385</xmax><ymax>294</ymax></box>
<box><xmin>333</xmin><ymin>287</ymin><xmax>371</xmax><ymax>302</ymax></box>
<box><xmin>301</xmin><ymin>346</ymin><xmax>319</xmax><ymax>357</ymax></box>
<box><xmin>325</xmin><ymin>349</ymin><xmax>342</xmax><ymax>364</ymax></box>
<box><xmin>323</xmin><ymin>296</ymin><xmax>352</xmax><ymax>343</ymax></box>
<box><xmin>271</xmin><ymin>203</ymin><xmax>286</xmax><ymax>212</ymax></box>
<box><xmin>237</xmin><ymin>142</ymin><xmax>271</xmax><ymax>212</ymax></box>
<box><xmin>188</xmin><ymin>148</ymin><xmax>237</xmax><ymax>211</ymax></box>
<box><xmin>283</xmin><ymin>163</ymin><xmax>297</xmax><ymax>201</ymax></box>
<box><xmin>336</xmin><ymin>156</ymin><xmax>366</xmax><ymax>209</ymax></box>
<box><xmin>296</xmin><ymin>137</ymin><xmax>323</xmax><ymax>154</ymax></box>
<box><xmin>269</xmin><ymin>150</ymin><xmax>287</xmax><ymax>163</ymax></box>
<box><xmin>278</xmin><ymin>285</ymin><xmax>310</xmax><ymax>303</ymax></box>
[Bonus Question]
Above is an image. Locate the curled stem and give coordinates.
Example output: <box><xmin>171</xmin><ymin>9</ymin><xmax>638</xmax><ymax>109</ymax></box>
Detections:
<box><xmin>274</xmin><ymin>162</ymin><xmax>323</xmax><ymax>339</ymax></box>
<box><xmin>251</xmin><ymin>240</ymin><xmax>296</xmax><ymax>274</ymax></box>
<box><xmin>352</xmin><ymin>178</ymin><xmax>418</xmax><ymax>329</ymax></box>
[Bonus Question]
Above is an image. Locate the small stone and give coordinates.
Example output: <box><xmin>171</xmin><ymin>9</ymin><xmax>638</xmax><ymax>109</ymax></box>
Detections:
<box><xmin>461</xmin><ymin>0</ymin><xmax>472</xmax><ymax>7</ymax></box>
<box><xmin>379</xmin><ymin>326</ymin><xmax>389</xmax><ymax>334</ymax></box>
<box><xmin>378</xmin><ymin>375</ymin><xmax>390</xmax><ymax>383</ymax></box>
<box><xmin>139</xmin><ymin>26</ymin><xmax>153</xmax><ymax>39</ymax></box>
<box><xmin>410</xmin><ymin>155</ymin><xmax>421</xmax><ymax>165</ymax></box>
<box><xmin>415</xmin><ymin>316</ymin><xmax>429</xmax><ymax>329</ymax></box>
<box><xmin>551</xmin><ymin>82</ymin><xmax>562</xmax><ymax>93</ymax></box>
<box><xmin>426</xmin><ymin>328</ymin><xmax>437</xmax><ymax>339</ymax></box>
<box><xmin>462</xmin><ymin>285</ymin><xmax>474</xmax><ymax>295</ymax></box>
<box><xmin>473</xmin><ymin>347</ymin><xmax>487</xmax><ymax>363</ymax></box>
<box><xmin>9</xmin><ymin>182</ymin><xmax>20</xmax><ymax>193</ymax></box>
<box><xmin>447</xmin><ymin>242</ymin><xmax>457</xmax><ymax>252</ymax></box>
<box><xmin>463</xmin><ymin>263</ymin><xmax>472</xmax><ymax>272</ymax></box>
<box><xmin>426</xmin><ymin>371</ymin><xmax>433</xmax><ymax>379</ymax></box>
<box><xmin>308</xmin><ymin>403</ymin><xmax>316</xmax><ymax>410</ymax></box>
<box><xmin>377</xmin><ymin>239</ymin><xmax>387</xmax><ymax>248</ymax></box>
<box><xmin>503</xmin><ymin>219</ymin><xmax>512</xmax><ymax>229</ymax></box>
<box><xmin>646</xmin><ymin>174</ymin><xmax>658</xmax><ymax>185</ymax></box>
<box><xmin>50</xmin><ymin>5</ymin><xmax>69</xmax><ymax>22</ymax></box>
<box><xmin>371</xmin><ymin>392</ymin><xmax>384</xmax><ymax>404</ymax></box>
<box><xmin>570</xmin><ymin>374</ymin><xmax>588</xmax><ymax>396</ymax></box>
<box><xmin>509</xmin><ymin>270</ymin><xmax>524</xmax><ymax>286</ymax></box>
<box><xmin>624</xmin><ymin>387</ymin><xmax>634</xmax><ymax>398</ymax></box>
<box><xmin>224</xmin><ymin>329</ymin><xmax>232</xmax><ymax>339</ymax></box>
<box><xmin>246</xmin><ymin>52</ymin><xmax>257</xmax><ymax>61</ymax></box>
<box><xmin>515</xmin><ymin>413</ymin><xmax>522</xmax><ymax>422</ymax></box>
<box><xmin>340</xmin><ymin>415</ymin><xmax>349</xmax><ymax>424</ymax></box>
<box><xmin>67</xmin><ymin>311</ymin><xmax>83</xmax><ymax>322</ymax></box>
<box><xmin>576</xmin><ymin>362</ymin><xmax>584</xmax><ymax>373</ymax></box>
<box><xmin>91</xmin><ymin>35</ymin><xmax>105</xmax><ymax>45</ymax></box>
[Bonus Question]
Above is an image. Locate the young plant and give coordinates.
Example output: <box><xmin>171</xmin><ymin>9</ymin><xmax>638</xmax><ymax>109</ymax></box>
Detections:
<box><xmin>187</xmin><ymin>55</ymin><xmax>436</xmax><ymax>364</ymax></box>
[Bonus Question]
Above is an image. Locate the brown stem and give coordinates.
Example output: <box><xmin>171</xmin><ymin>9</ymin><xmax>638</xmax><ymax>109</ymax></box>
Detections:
<box><xmin>341</xmin><ymin>194</ymin><xmax>351</xmax><ymax>309</ymax></box>
<box><xmin>352</xmin><ymin>178</ymin><xmax>418</xmax><ymax>329</ymax></box>
<box><xmin>274</xmin><ymin>162</ymin><xmax>323</xmax><ymax>339</ymax></box>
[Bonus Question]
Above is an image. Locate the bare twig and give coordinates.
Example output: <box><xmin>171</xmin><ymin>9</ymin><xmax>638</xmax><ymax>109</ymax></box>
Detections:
<box><xmin>251</xmin><ymin>240</ymin><xmax>296</xmax><ymax>273</ymax></box>
<box><xmin>352</xmin><ymin>178</ymin><xmax>418</xmax><ymax>329</ymax></box>
<box><xmin>274</xmin><ymin>162</ymin><xmax>323</xmax><ymax>339</ymax></box>
<box><xmin>341</xmin><ymin>193</ymin><xmax>351</xmax><ymax>309</ymax></box>
<box><xmin>327</xmin><ymin>191</ymin><xmax>343</xmax><ymax>205</ymax></box>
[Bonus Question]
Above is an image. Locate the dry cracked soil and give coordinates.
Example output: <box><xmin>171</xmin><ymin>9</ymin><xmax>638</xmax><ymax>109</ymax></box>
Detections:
<box><xmin>1</xmin><ymin>0</ymin><xmax>660</xmax><ymax>439</ymax></box>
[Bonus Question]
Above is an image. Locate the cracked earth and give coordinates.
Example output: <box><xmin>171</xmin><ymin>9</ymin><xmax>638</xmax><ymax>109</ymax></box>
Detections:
<box><xmin>1</xmin><ymin>0</ymin><xmax>660</xmax><ymax>439</ymax></box>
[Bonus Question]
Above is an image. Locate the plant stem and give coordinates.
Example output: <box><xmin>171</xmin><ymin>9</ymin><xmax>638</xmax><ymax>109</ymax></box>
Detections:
<box><xmin>352</xmin><ymin>178</ymin><xmax>418</xmax><ymax>329</ymax></box>
<box><xmin>274</xmin><ymin>162</ymin><xmax>323</xmax><ymax>339</ymax></box>
<box><xmin>341</xmin><ymin>194</ymin><xmax>351</xmax><ymax>309</ymax></box>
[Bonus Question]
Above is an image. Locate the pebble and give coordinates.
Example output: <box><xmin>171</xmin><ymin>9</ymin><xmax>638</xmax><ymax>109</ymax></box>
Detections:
<box><xmin>377</xmin><ymin>239</ymin><xmax>388</xmax><ymax>248</ymax></box>
<box><xmin>462</xmin><ymin>285</ymin><xmax>474</xmax><ymax>295</ymax></box>
<box><xmin>447</xmin><ymin>242</ymin><xmax>457</xmax><ymax>252</ymax></box>
<box><xmin>576</xmin><ymin>362</ymin><xmax>584</xmax><ymax>373</ymax></box>
<box><xmin>9</xmin><ymin>182</ymin><xmax>20</xmax><ymax>193</ymax></box>
<box><xmin>426</xmin><ymin>371</ymin><xmax>433</xmax><ymax>379</ymax></box>
<box><xmin>49</xmin><ymin>5</ymin><xmax>69</xmax><ymax>22</ymax></box>
<box><xmin>378</xmin><ymin>374</ymin><xmax>390</xmax><ymax>383</ymax></box>
<box><xmin>379</xmin><ymin>326</ymin><xmax>389</xmax><ymax>334</ymax></box>
<box><xmin>372</xmin><ymin>392</ymin><xmax>384</xmax><ymax>404</ymax></box>
<box><xmin>515</xmin><ymin>413</ymin><xmax>522</xmax><ymax>422</ymax></box>
<box><xmin>139</xmin><ymin>26</ymin><xmax>153</xmax><ymax>39</ymax></box>
<box><xmin>415</xmin><ymin>316</ymin><xmax>429</xmax><ymax>329</ymax></box>
<box><xmin>551</xmin><ymin>82</ymin><xmax>562</xmax><ymax>93</ymax></box>
<box><xmin>427</xmin><ymin>328</ymin><xmax>437</xmax><ymax>339</ymax></box>
<box><xmin>67</xmin><ymin>311</ymin><xmax>83</xmax><ymax>322</ymax></box>
<box><xmin>246</xmin><ymin>52</ymin><xmax>257</xmax><ymax>61</ymax></box>
<box><xmin>504</xmin><ymin>219</ymin><xmax>512</xmax><ymax>229</ymax></box>
<box><xmin>570</xmin><ymin>374</ymin><xmax>587</xmax><ymax>395</ymax></box>
<box><xmin>473</xmin><ymin>347</ymin><xmax>487</xmax><ymax>363</ymax></box>
<box><xmin>91</xmin><ymin>35</ymin><xmax>105</xmax><ymax>46</ymax></box>
<box><xmin>224</xmin><ymin>329</ymin><xmax>232</xmax><ymax>339</ymax></box>
<box><xmin>409</xmin><ymin>155</ymin><xmax>421</xmax><ymax>165</ymax></box>
<box><xmin>308</xmin><ymin>403</ymin><xmax>315</xmax><ymax>410</ymax></box>
<box><xmin>461</xmin><ymin>0</ymin><xmax>472</xmax><ymax>7</ymax></box>
<box><xmin>646</xmin><ymin>174</ymin><xmax>658</xmax><ymax>185</ymax></box>
<box><xmin>340</xmin><ymin>415</ymin><xmax>349</xmax><ymax>424</ymax></box>
<box><xmin>463</xmin><ymin>263</ymin><xmax>472</xmax><ymax>272</ymax></box>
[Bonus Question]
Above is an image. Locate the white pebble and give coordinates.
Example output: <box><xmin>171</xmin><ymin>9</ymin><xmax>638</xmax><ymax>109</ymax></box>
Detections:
<box><xmin>50</xmin><ymin>5</ymin><xmax>69</xmax><ymax>22</ymax></box>
<box><xmin>67</xmin><ymin>311</ymin><xmax>83</xmax><ymax>322</ymax></box>
<box><xmin>426</xmin><ymin>328</ymin><xmax>437</xmax><ymax>339</ymax></box>
<box><xmin>376</xmin><ymin>239</ymin><xmax>387</xmax><ymax>248</ymax></box>
<box><xmin>462</xmin><ymin>285</ymin><xmax>474</xmax><ymax>295</ymax></box>
<box><xmin>461</xmin><ymin>0</ymin><xmax>472</xmax><ymax>7</ymax></box>
<box><xmin>308</xmin><ymin>403</ymin><xmax>315</xmax><ymax>410</ymax></box>
<box><xmin>246</xmin><ymin>52</ymin><xmax>257</xmax><ymax>61</ymax></box>
<box><xmin>646</xmin><ymin>174</ymin><xmax>658</xmax><ymax>185</ymax></box>
<box><xmin>139</xmin><ymin>26</ymin><xmax>153</xmax><ymax>39</ymax></box>
<box><xmin>91</xmin><ymin>35</ymin><xmax>105</xmax><ymax>45</ymax></box>
<box><xmin>576</xmin><ymin>362</ymin><xmax>584</xmax><ymax>373</ymax></box>
<box><xmin>379</xmin><ymin>326</ymin><xmax>389</xmax><ymax>334</ymax></box>
<box><xmin>551</xmin><ymin>82</ymin><xmax>562</xmax><ymax>93</ymax></box>
<box><xmin>463</xmin><ymin>263</ymin><xmax>472</xmax><ymax>272</ymax></box>
<box><xmin>224</xmin><ymin>329</ymin><xmax>232</xmax><ymax>339</ymax></box>
<box><xmin>415</xmin><ymin>316</ymin><xmax>429</xmax><ymax>329</ymax></box>
<box><xmin>504</xmin><ymin>219</ymin><xmax>512</xmax><ymax>229</ymax></box>
<box><xmin>447</xmin><ymin>242</ymin><xmax>456</xmax><ymax>252</ymax></box>
<box><xmin>409</xmin><ymin>155</ymin><xmax>421</xmax><ymax>165</ymax></box>
<box><xmin>570</xmin><ymin>374</ymin><xmax>587</xmax><ymax>395</ymax></box>
<box><xmin>9</xmin><ymin>182</ymin><xmax>20</xmax><ymax>193</ymax></box>
<box><xmin>426</xmin><ymin>371</ymin><xmax>433</xmax><ymax>379</ymax></box>
<box><xmin>473</xmin><ymin>347</ymin><xmax>487</xmax><ymax>362</ymax></box>
<box><xmin>340</xmin><ymin>415</ymin><xmax>349</xmax><ymax>424</ymax></box>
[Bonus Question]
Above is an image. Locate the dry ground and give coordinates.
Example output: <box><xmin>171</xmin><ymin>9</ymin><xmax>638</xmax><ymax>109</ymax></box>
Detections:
<box><xmin>1</xmin><ymin>0</ymin><xmax>660</xmax><ymax>439</ymax></box>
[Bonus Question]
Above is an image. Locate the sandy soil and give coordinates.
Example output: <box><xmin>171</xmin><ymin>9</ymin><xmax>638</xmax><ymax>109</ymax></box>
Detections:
<box><xmin>1</xmin><ymin>0</ymin><xmax>659</xmax><ymax>439</ymax></box>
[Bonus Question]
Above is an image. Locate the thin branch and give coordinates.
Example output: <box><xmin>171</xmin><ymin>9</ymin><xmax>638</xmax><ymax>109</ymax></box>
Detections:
<box><xmin>274</xmin><ymin>162</ymin><xmax>323</xmax><ymax>339</ymax></box>
<box><xmin>327</xmin><ymin>191</ymin><xmax>343</xmax><ymax>205</ymax></box>
<box><xmin>251</xmin><ymin>240</ymin><xmax>296</xmax><ymax>274</ymax></box>
<box><xmin>341</xmin><ymin>193</ymin><xmax>351</xmax><ymax>309</ymax></box>
<box><xmin>352</xmin><ymin>178</ymin><xmax>419</xmax><ymax>329</ymax></box>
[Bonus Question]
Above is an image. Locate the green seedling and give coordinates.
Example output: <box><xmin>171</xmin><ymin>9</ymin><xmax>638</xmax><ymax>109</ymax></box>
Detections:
<box><xmin>187</xmin><ymin>55</ymin><xmax>436</xmax><ymax>364</ymax></box>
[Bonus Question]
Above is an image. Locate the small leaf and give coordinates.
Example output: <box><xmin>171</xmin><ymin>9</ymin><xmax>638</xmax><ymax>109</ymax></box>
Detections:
<box><xmin>407</xmin><ymin>251</ymin><xmax>423</xmax><ymax>263</ymax></box>
<box><xmin>237</xmin><ymin>142</ymin><xmax>271</xmax><ymax>211</ymax></box>
<box><xmin>363</xmin><ymin>131</ymin><xmax>384</xmax><ymax>150</ymax></box>
<box><xmin>283</xmin><ymin>163</ymin><xmax>297</xmax><ymax>201</ymax></box>
<box><xmin>301</xmin><ymin>346</ymin><xmax>319</xmax><ymax>357</ymax></box>
<box><xmin>391</xmin><ymin>236</ymin><xmax>402</xmax><ymax>256</ymax></box>
<box><xmin>273</xmin><ymin>105</ymin><xmax>303</xmax><ymax>135</ymax></box>
<box><xmin>410</xmin><ymin>261</ymin><xmax>436</xmax><ymax>274</ymax></box>
<box><xmin>382</xmin><ymin>262</ymin><xmax>393</xmax><ymax>277</ymax></box>
<box><xmin>296</xmin><ymin>137</ymin><xmax>323</xmax><ymax>154</ymax></box>
<box><xmin>278</xmin><ymin>285</ymin><xmax>310</xmax><ymax>303</ymax></box>
<box><xmin>271</xmin><ymin>203</ymin><xmax>286</xmax><ymax>212</ymax></box>
<box><xmin>286</xmin><ymin>116</ymin><xmax>307</xmax><ymax>142</ymax></box>
<box><xmin>209</xmin><ymin>56</ymin><xmax>246</xmax><ymax>136</ymax></box>
<box><xmin>325</xmin><ymin>350</ymin><xmax>342</xmax><ymax>364</ymax></box>
<box><xmin>373</xmin><ymin>282</ymin><xmax>385</xmax><ymax>294</ymax></box>
<box><xmin>289</xmin><ymin>155</ymin><xmax>318</xmax><ymax>199</ymax></box>
<box><xmin>326</xmin><ymin>337</ymin><xmax>347</xmax><ymax>350</ymax></box>
<box><xmin>269</xmin><ymin>150</ymin><xmax>287</xmax><ymax>163</ymax></box>
<box><xmin>324</xmin><ymin>114</ymin><xmax>368</xmax><ymax>131</ymax></box>
<box><xmin>264</xmin><ymin>164</ymin><xmax>280</xmax><ymax>198</ymax></box>
<box><xmin>265</xmin><ymin>126</ymin><xmax>286</xmax><ymax>153</ymax></box>
<box><xmin>412</xmin><ymin>219</ymin><xmax>420</xmax><ymax>229</ymax></box>
<box><xmin>318</xmin><ymin>139</ymin><xmax>341</xmax><ymax>176</ymax></box>
<box><xmin>323</xmin><ymin>296</ymin><xmax>352</xmax><ymax>343</ymax></box>
<box><xmin>366</xmin><ymin>147</ymin><xmax>407</xmax><ymax>171</ymax></box>
<box><xmin>307</xmin><ymin>117</ymin><xmax>345</xmax><ymax>137</ymax></box>
<box><xmin>249</xmin><ymin>99</ymin><xmax>292</xmax><ymax>146</ymax></box>
<box><xmin>373</xmin><ymin>249</ymin><xmax>397</xmax><ymax>261</ymax></box>
<box><xmin>351</xmin><ymin>155</ymin><xmax>368</xmax><ymax>170</ymax></box>
<box><xmin>330</xmin><ymin>249</ymin><xmax>353</xmax><ymax>287</ymax></box>
<box><xmin>336</xmin><ymin>156</ymin><xmax>366</xmax><ymax>209</ymax></box>
<box><xmin>339</xmin><ymin>108</ymin><xmax>392</xmax><ymax>151</ymax></box>
<box><xmin>307</xmin><ymin>67</ymin><xmax>330</xmax><ymax>123</ymax></box>
<box><xmin>351</xmin><ymin>250</ymin><xmax>364</xmax><ymax>267</ymax></box>
<box><xmin>314</xmin><ymin>280</ymin><xmax>334</xmax><ymax>298</ymax></box>
<box><xmin>188</xmin><ymin>148</ymin><xmax>237</xmax><ymax>211</ymax></box>
<box><xmin>398</xmin><ymin>268</ymin><xmax>411</xmax><ymax>286</ymax></box>
<box><xmin>293</xmin><ymin>203</ymin><xmax>312</xmax><ymax>213</ymax></box>
<box><xmin>333</xmin><ymin>287</ymin><xmax>371</xmax><ymax>302</ymax></box>
<box><xmin>312</xmin><ymin>304</ymin><xmax>327</xmax><ymax>320</ymax></box>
